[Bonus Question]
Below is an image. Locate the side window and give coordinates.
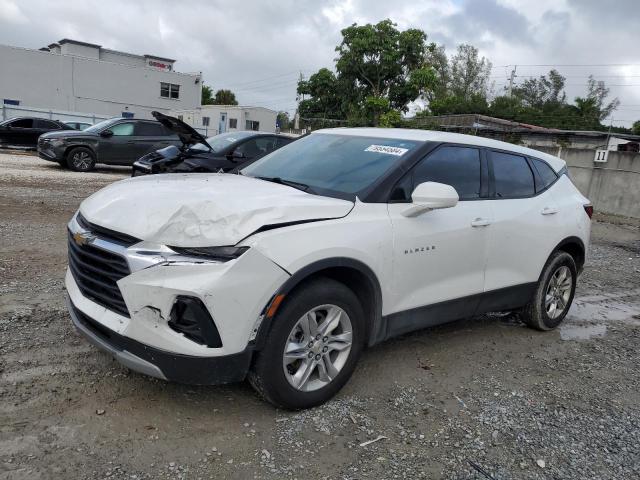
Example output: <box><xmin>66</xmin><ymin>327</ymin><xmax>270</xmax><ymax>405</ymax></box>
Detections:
<box><xmin>236</xmin><ymin>138</ymin><xmax>274</xmax><ymax>157</ymax></box>
<box><xmin>531</xmin><ymin>158</ymin><xmax>558</xmax><ymax>192</ymax></box>
<box><xmin>136</xmin><ymin>122</ymin><xmax>164</xmax><ymax>136</ymax></box>
<box><xmin>259</xmin><ymin>137</ymin><xmax>278</xmax><ymax>152</ymax></box>
<box><xmin>275</xmin><ymin>137</ymin><xmax>291</xmax><ymax>148</ymax></box>
<box><xmin>109</xmin><ymin>123</ymin><xmax>135</xmax><ymax>136</ymax></box>
<box><xmin>9</xmin><ymin>118</ymin><xmax>33</xmax><ymax>128</ymax></box>
<box><xmin>491</xmin><ymin>151</ymin><xmax>535</xmax><ymax>198</ymax></box>
<box><xmin>37</xmin><ymin>120</ymin><xmax>60</xmax><ymax>129</ymax></box>
<box><xmin>229</xmin><ymin>118</ymin><xmax>238</xmax><ymax>129</ymax></box>
<box><xmin>413</xmin><ymin>146</ymin><xmax>481</xmax><ymax>200</ymax></box>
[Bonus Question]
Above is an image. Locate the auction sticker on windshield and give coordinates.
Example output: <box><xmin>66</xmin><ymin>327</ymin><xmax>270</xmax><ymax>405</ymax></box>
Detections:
<box><xmin>364</xmin><ymin>145</ymin><xmax>409</xmax><ymax>156</ymax></box>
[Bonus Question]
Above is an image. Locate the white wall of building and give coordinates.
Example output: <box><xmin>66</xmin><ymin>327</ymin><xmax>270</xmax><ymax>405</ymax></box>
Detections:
<box><xmin>0</xmin><ymin>43</ymin><xmax>201</xmax><ymax>120</ymax></box>
<box><xmin>171</xmin><ymin>105</ymin><xmax>278</xmax><ymax>135</ymax></box>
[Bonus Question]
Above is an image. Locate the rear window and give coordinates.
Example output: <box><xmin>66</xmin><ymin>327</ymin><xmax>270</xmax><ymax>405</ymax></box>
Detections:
<box><xmin>531</xmin><ymin>158</ymin><xmax>558</xmax><ymax>192</ymax></box>
<box><xmin>491</xmin><ymin>151</ymin><xmax>535</xmax><ymax>198</ymax></box>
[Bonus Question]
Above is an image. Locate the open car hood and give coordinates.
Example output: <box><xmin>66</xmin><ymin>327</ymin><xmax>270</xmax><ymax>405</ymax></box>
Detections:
<box><xmin>151</xmin><ymin>111</ymin><xmax>212</xmax><ymax>149</ymax></box>
<box><xmin>79</xmin><ymin>173</ymin><xmax>354</xmax><ymax>247</ymax></box>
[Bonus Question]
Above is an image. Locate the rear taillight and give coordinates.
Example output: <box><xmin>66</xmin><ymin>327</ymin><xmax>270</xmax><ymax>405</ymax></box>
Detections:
<box><xmin>583</xmin><ymin>204</ymin><xmax>593</xmax><ymax>219</ymax></box>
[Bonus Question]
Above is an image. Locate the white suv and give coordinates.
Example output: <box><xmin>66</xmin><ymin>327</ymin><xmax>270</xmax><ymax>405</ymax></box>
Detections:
<box><xmin>66</xmin><ymin>128</ymin><xmax>591</xmax><ymax>409</ymax></box>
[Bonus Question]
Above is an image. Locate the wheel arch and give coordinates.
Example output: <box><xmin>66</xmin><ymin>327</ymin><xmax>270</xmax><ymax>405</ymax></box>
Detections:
<box><xmin>253</xmin><ymin>257</ymin><xmax>384</xmax><ymax>350</ymax></box>
<box><xmin>64</xmin><ymin>144</ymin><xmax>96</xmax><ymax>161</ymax></box>
<box><xmin>552</xmin><ymin>236</ymin><xmax>586</xmax><ymax>273</ymax></box>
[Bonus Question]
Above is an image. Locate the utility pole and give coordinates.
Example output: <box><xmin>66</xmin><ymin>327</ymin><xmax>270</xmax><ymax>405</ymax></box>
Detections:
<box><xmin>507</xmin><ymin>66</ymin><xmax>517</xmax><ymax>97</ymax></box>
<box><xmin>294</xmin><ymin>71</ymin><xmax>305</xmax><ymax>130</ymax></box>
<box><xmin>605</xmin><ymin>117</ymin><xmax>614</xmax><ymax>151</ymax></box>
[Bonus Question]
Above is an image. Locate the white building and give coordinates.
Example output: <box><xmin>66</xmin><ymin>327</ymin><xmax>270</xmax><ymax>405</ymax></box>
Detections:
<box><xmin>0</xmin><ymin>39</ymin><xmax>201</xmax><ymax>121</ymax></box>
<box><xmin>171</xmin><ymin>105</ymin><xmax>278</xmax><ymax>135</ymax></box>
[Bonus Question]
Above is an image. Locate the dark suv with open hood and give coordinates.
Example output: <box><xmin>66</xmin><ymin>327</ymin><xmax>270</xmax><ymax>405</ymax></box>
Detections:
<box><xmin>131</xmin><ymin>111</ymin><xmax>296</xmax><ymax>176</ymax></box>
<box><xmin>38</xmin><ymin>117</ymin><xmax>181</xmax><ymax>171</ymax></box>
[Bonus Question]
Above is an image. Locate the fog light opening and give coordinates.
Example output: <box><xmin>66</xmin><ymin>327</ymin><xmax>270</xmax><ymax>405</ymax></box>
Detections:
<box><xmin>168</xmin><ymin>296</ymin><xmax>222</xmax><ymax>348</ymax></box>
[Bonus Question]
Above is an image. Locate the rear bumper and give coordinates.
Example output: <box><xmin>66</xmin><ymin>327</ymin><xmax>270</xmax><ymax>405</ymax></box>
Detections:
<box><xmin>67</xmin><ymin>294</ymin><xmax>253</xmax><ymax>385</ymax></box>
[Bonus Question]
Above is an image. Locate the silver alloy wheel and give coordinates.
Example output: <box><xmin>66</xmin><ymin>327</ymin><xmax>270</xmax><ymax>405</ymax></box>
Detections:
<box><xmin>545</xmin><ymin>265</ymin><xmax>573</xmax><ymax>319</ymax></box>
<box><xmin>282</xmin><ymin>304</ymin><xmax>353</xmax><ymax>392</ymax></box>
<box><xmin>72</xmin><ymin>151</ymin><xmax>91</xmax><ymax>170</ymax></box>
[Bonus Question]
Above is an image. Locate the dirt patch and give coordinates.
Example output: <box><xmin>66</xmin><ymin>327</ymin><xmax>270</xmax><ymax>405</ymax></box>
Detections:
<box><xmin>1</xmin><ymin>153</ymin><xmax>639</xmax><ymax>479</ymax></box>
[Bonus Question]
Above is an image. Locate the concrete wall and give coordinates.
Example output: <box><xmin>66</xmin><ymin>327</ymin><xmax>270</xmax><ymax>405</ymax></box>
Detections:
<box><xmin>0</xmin><ymin>44</ymin><xmax>200</xmax><ymax>120</ymax></box>
<box><xmin>531</xmin><ymin>146</ymin><xmax>640</xmax><ymax>218</ymax></box>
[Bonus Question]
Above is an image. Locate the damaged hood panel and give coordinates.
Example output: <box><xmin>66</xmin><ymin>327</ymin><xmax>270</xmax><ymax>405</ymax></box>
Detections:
<box><xmin>79</xmin><ymin>174</ymin><xmax>354</xmax><ymax>247</ymax></box>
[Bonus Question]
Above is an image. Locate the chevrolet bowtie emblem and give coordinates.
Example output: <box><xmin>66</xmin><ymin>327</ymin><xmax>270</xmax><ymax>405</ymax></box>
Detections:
<box><xmin>73</xmin><ymin>231</ymin><xmax>95</xmax><ymax>246</ymax></box>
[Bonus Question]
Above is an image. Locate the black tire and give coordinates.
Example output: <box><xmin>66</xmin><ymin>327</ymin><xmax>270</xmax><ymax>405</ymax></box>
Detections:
<box><xmin>66</xmin><ymin>147</ymin><xmax>96</xmax><ymax>172</ymax></box>
<box><xmin>521</xmin><ymin>251</ymin><xmax>577</xmax><ymax>330</ymax></box>
<box><xmin>248</xmin><ymin>278</ymin><xmax>365</xmax><ymax>409</ymax></box>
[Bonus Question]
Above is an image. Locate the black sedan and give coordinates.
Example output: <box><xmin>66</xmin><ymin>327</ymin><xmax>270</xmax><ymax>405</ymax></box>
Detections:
<box><xmin>131</xmin><ymin>111</ymin><xmax>296</xmax><ymax>176</ymax></box>
<box><xmin>0</xmin><ymin>117</ymin><xmax>73</xmax><ymax>148</ymax></box>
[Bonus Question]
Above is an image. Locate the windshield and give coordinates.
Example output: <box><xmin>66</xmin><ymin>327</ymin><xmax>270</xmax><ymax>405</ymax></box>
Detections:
<box><xmin>191</xmin><ymin>131</ymin><xmax>257</xmax><ymax>152</ymax></box>
<box><xmin>84</xmin><ymin>118</ymin><xmax>120</xmax><ymax>133</ymax></box>
<box><xmin>242</xmin><ymin>133</ymin><xmax>421</xmax><ymax>197</ymax></box>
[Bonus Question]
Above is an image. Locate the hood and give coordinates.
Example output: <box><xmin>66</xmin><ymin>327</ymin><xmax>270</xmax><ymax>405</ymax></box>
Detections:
<box><xmin>40</xmin><ymin>130</ymin><xmax>96</xmax><ymax>140</ymax></box>
<box><xmin>79</xmin><ymin>174</ymin><xmax>354</xmax><ymax>247</ymax></box>
<box><xmin>152</xmin><ymin>111</ymin><xmax>211</xmax><ymax>149</ymax></box>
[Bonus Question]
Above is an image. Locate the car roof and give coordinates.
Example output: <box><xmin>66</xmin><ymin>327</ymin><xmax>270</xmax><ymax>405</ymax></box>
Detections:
<box><xmin>224</xmin><ymin>130</ymin><xmax>296</xmax><ymax>138</ymax></box>
<box><xmin>315</xmin><ymin>127</ymin><xmax>566</xmax><ymax>172</ymax></box>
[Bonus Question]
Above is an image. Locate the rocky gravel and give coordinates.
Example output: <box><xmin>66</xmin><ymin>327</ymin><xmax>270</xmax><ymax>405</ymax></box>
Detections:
<box><xmin>1</xmin><ymin>153</ymin><xmax>639</xmax><ymax>479</ymax></box>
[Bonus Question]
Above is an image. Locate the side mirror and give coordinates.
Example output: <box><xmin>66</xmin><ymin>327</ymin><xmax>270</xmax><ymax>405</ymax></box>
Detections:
<box><xmin>402</xmin><ymin>182</ymin><xmax>459</xmax><ymax>217</ymax></box>
<box><xmin>229</xmin><ymin>150</ymin><xmax>245</xmax><ymax>160</ymax></box>
<box><xmin>100</xmin><ymin>129</ymin><xmax>113</xmax><ymax>138</ymax></box>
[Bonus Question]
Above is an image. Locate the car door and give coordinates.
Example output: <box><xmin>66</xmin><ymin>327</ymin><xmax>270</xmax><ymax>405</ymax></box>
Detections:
<box><xmin>233</xmin><ymin>137</ymin><xmax>275</xmax><ymax>161</ymax></box>
<box><xmin>5</xmin><ymin>118</ymin><xmax>36</xmax><ymax>145</ymax></box>
<box><xmin>483</xmin><ymin>150</ymin><xmax>564</xmax><ymax>299</ymax></box>
<box><xmin>99</xmin><ymin>121</ymin><xmax>138</xmax><ymax>164</ymax></box>
<box><xmin>134</xmin><ymin>122</ymin><xmax>179</xmax><ymax>159</ymax></box>
<box><xmin>35</xmin><ymin>119</ymin><xmax>62</xmax><ymax>140</ymax></box>
<box><xmin>386</xmin><ymin>145</ymin><xmax>491</xmax><ymax>331</ymax></box>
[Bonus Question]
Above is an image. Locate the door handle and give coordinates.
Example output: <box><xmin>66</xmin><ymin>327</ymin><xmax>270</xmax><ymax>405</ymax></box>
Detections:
<box><xmin>471</xmin><ymin>217</ymin><xmax>491</xmax><ymax>227</ymax></box>
<box><xmin>541</xmin><ymin>207</ymin><xmax>558</xmax><ymax>215</ymax></box>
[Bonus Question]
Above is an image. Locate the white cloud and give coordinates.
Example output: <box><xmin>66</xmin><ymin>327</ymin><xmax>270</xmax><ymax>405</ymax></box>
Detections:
<box><xmin>0</xmin><ymin>0</ymin><xmax>637</xmax><ymax>124</ymax></box>
<box><xmin>0</xmin><ymin>0</ymin><xmax>28</xmax><ymax>24</ymax></box>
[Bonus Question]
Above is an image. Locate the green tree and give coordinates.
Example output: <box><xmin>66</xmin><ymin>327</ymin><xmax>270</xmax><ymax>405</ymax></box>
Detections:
<box><xmin>428</xmin><ymin>93</ymin><xmax>489</xmax><ymax>116</ymax></box>
<box><xmin>424</xmin><ymin>43</ymin><xmax>449</xmax><ymax>102</ymax></box>
<box><xmin>512</xmin><ymin>69</ymin><xmax>566</xmax><ymax>109</ymax></box>
<box><xmin>576</xmin><ymin>76</ymin><xmax>620</xmax><ymax>121</ymax></box>
<box><xmin>297</xmin><ymin>68</ymin><xmax>349</xmax><ymax>122</ymax></box>
<box><xmin>448</xmin><ymin>44</ymin><xmax>492</xmax><ymax>100</ymax></box>
<box><xmin>213</xmin><ymin>89</ymin><xmax>238</xmax><ymax>105</ymax></box>
<box><xmin>422</xmin><ymin>43</ymin><xmax>491</xmax><ymax>116</ymax></box>
<box><xmin>632</xmin><ymin>120</ymin><xmax>640</xmax><ymax>135</ymax></box>
<box><xmin>201</xmin><ymin>84</ymin><xmax>214</xmax><ymax>105</ymax></box>
<box><xmin>276</xmin><ymin>111</ymin><xmax>290</xmax><ymax>129</ymax></box>
<box><xmin>325</xmin><ymin>19</ymin><xmax>435</xmax><ymax>125</ymax></box>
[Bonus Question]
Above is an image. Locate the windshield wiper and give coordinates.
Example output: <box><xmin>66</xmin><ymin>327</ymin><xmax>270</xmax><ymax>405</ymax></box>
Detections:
<box><xmin>254</xmin><ymin>176</ymin><xmax>314</xmax><ymax>193</ymax></box>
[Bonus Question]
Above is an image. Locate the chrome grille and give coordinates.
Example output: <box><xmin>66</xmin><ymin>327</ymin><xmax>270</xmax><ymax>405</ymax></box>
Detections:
<box><xmin>67</xmin><ymin>230</ymin><xmax>131</xmax><ymax>317</ymax></box>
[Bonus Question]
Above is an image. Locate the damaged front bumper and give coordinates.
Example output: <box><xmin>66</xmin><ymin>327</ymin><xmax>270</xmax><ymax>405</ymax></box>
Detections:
<box><xmin>67</xmin><ymin>294</ymin><xmax>252</xmax><ymax>384</ymax></box>
<box><xmin>65</xmin><ymin>212</ymin><xmax>290</xmax><ymax>384</ymax></box>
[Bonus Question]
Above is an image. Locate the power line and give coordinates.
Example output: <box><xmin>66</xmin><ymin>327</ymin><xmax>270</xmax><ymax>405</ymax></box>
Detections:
<box><xmin>493</xmin><ymin>63</ymin><xmax>640</xmax><ymax>68</ymax></box>
<box><xmin>216</xmin><ymin>71</ymin><xmax>300</xmax><ymax>89</ymax></box>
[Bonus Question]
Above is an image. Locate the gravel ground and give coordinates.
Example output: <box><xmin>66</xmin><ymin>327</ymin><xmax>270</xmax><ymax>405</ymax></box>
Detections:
<box><xmin>1</xmin><ymin>153</ymin><xmax>639</xmax><ymax>480</ymax></box>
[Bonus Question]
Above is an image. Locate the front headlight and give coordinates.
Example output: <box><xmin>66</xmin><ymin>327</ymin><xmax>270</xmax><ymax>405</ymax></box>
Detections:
<box><xmin>170</xmin><ymin>246</ymin><xmax>249</xmax><ymax>262</ymax></box>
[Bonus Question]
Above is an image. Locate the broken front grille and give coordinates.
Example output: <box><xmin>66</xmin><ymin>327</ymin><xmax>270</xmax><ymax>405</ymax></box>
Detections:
<box><xmin>68</xmin><ymin>230</ymin><xmax>131</xmax><ymax>317</ymax></box>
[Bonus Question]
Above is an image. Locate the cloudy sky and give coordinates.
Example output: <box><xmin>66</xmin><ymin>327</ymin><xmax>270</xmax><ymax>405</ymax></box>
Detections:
<box><xmin>1</xmin><ymin>0</ymin><xmax>639</xmax><ymax>126</ymax></box>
